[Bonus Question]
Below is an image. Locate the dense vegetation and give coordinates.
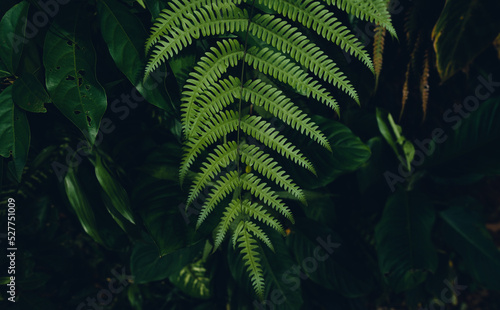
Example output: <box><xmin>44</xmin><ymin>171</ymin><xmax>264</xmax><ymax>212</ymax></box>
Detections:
<box><xmin>1</xmin><ymin>0</ymin><xmax>500</xmax><ymax>309</ymax></box>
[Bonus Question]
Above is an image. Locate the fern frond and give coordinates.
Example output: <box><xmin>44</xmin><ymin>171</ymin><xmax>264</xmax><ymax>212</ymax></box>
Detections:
<box><xmin>420</xmin><ymin>49</ymin><xmax>430</xmax><ymax>121</ymax></box>
<box><xmin>244</xmin><ymin>221</ymin><xmax>274</xmax><ymax>251</ymax></box>
<box><xmin>182</xmin><ymin>39</ymin><xmax>245</xmax><ymax>135</ymax></box>
<box><xmin>250</xmin><ymin>14</ymin><xmax>359</xmax><ymax>104</ymax></box>
<box><xmin>245</xmin><ymin>47</ymin><xmax>339</xmax><ymax>112</ymax></box>
<box><xmin>241</xmin><ymin>115</ymin><xmax>316</xmax><ymax>174</ymax></box>
<box><xmin>241</xmin><ymin>173</ymin><xmax>294</xmax><ymax>223</ymax></box>
<box><xmin>254</xmin><ymin>0</ymin><xmax>373</xmax><ymax>71</ymax></box>
<box><xmin>190</xmin><ymin>77</ymin><xmax>242</xmax><ymax>137</ymax></box>
<box><xmin>242</xmin><ymin>79</ymin><xmax>331</xmax><ymax>151</ymax></box>
<box><xmin>240</xmin><ymin>143</ymin><xmax>305</xmax><ymax>204</ymax></box>
<box><xmin>373</xmin><ymin>25</ymin><xmax>386</xmax><ymax>90</ymax></box>
<box><xmin>324</xmin><ymin>0</ymin><xmax>396</xmax><ymax>37</ymax></box>
<box><xmin>187</xmin><ymin>141</ymin><xmax>238</xmax><ymax>206</ymax></box>
<box><xmin>145</xmin><ymin>0</ymin><xmax>242</xmax><ymax>52</ymax></box>
<box><xmin>180</xmin><ymin>110</ymin><xmax>239</xmax><ymax>184</ymax></box>
<box><xmin>241</xmin><ymin>200</ymin><xmax>285</xmax><ymax>235</ymax></box>
<box><xmin>214</xmin><ymin>198</ymin><xmax>242</xmax><ymax>249</ymax></box>
<box><xmin>145</xmin><ymin>5</ymin><xmax>248</xmax><ymax>76</ymax></box>
<box><xmin>196</xmin><ymin>170</ymin><xmax>240</xmax><ymax>229</ymax></box>
<box><xmin>235</xmin><ymin>222</ymin><xmax>265</xmax><ymax>299</ymax></box>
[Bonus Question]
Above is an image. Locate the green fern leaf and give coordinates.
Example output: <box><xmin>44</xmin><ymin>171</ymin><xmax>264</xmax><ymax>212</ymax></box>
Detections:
<box><xmin>145</xmin><ymin>0</ymin><xmax>242</xmax><ymax>52</ymax></box>
<box><xmin>240</xmin><ymin>143</ymin><xmax>306</xmax><ymax>204</ymax></box>
<box><xmin>250</xmin><ymin>14</ymin><xmax>359</xmax><ymax>104</ymax></box>
<box><xmin>325</xmin><ymin>0</ymin><xmax>396</xmax><ymax>37</ymax></box>
<box><xmin>145</xmin><ymin>4</ymin><xmax>248</xmax><ymax>76</ymax></box>
<box><xmin>196</xmin><ymin>170</ymin><xmax>240</xmax><ymax>229</ymax></box>
<box><xmin>241</xmin><ymin>173</ymin><xmax>294</xmax><ymax>223</ymax></box>
<box><xmin>180</xmin><ymin>110</ymin><xmax>239</xmax><ymax>184</ymax></box>
<box><xmin>241</xmin><ymin>115</ymin><xmax>316</xmax><ymax>175</ymax></box>
<box><xmin>214</xmin><ymin>198</ymin><xmax>242</xmax><ymax>249</ymax></box>
<box><xmin>241</xmin><ymin>200</ymin><xmax>285</xmax><ymax>236</ymax></box>
<box><xmin>244</xmin><ymin>221</ymin><xmax>274</xmax><ymax>251</ymax></box>
<box><xmin>187</xmin><ymin>141</ymin><xmax>238</xmax><ymax>206</ymax></box>
<box><xmin>235</xmin><ymin>222</ymin><xmax>266</xmax><ymax>299</ymax></box>
<box><xmin>242</xmin><ymin>79</ymin><xmax>331</xmax><ymax>151</ymax></box>
<box><xmin>254</xmin><ymin>0</ymin><xmax>374</xmax><ymax>71</ymax></box>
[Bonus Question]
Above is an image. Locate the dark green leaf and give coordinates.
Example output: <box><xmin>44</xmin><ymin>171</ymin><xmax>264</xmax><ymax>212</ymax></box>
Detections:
<box><xmin>12</xmin><ymin>72</ymin><xmax>49</xmax><ymax>113</ymax></box>
<box><xmin>130</xmin><ymin>241</ymin><xmax>202</xmax><ymax>284</ymax></box>
<box><xmin>43</xmin><ymin>6</ymin><xmax>107</xmax><ymax>144</ymax></box>
<box><xmin>0</xmin><ymin>1</ymin><xmax>29</xmax><ymax>74</ymax></box>
<box><xmin>375</xmin><ymin>189</ymin><xmax>438</xmax><ymax>292</ymax></box>
<box><xmin>287</xmin><ymin>218</ymin><xmax>372</xmax><ymax>298</ymax></box>
<box><xmin>144</xmin><ymin>0</ymin><xmax>166</xmax><ymax>19</ymax></box>
<box><xmin>0</xmin><ymin>85</ymin><xmax>30</xmax><ymax>181</ymax></box>
<box><xmin>440</xmin><ymin>201</ymin><xmax>500</xmax><ymax>290</ymax></box>
<box><xmin>291</xmin><ymin>116</ymin><xmax>371</xmax><ymax>189</ymax></box>
<box><xmin>94</xmin><ymin>155</ymin><xmax>135</xmax><ymax>224</ymax></box>
<box><xmin>425</xmin><ymin>96</ymin><xmax>500</xmax><ymax>175</ymax></box>
<box><xmin>432</xmin><ymin>0</ymin><xmax>500</xmax><ymax>81</ymax></box>
<box><xmin>96</xmin><ymin>0</ymin><xmax>175</xmax><ymax>111</ymax></box>
<box><xmin>63</xmin><ymin>168</ymin><xmax>104</xmax><ymax>245</ymax></box>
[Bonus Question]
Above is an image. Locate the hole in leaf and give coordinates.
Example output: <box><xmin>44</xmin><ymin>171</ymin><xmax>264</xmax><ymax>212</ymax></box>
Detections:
<box><xmin>85</xmin><ymin>85</ymin><xmax>90</xmax><ymax>91</ymax></box>
<box><xmin>66</xmin><ymin>41</ymin><xmax>73</xmax><ymax>46</ymax></box>
<box><xmin>78</xmin><ymin>69</ymin><xmax>86</xmax><ymax>76</ymax></box>
<box><xmin>66</xmin><ymin>75</ymin><xmax>75</xmax><ymax>81</ymax></box>
<box><xmin>74</xmin><ymin>110</ymin><xmax>81</xmax><ymax>115</ymax></box>
<box><xmin>56</xmin><ymin>66</ymin><xmax>60</xmax><ymax>70</ymax></box>
<box><xmin>86</xmin><ymin>116</ymin><xmax>92</xmax><ymax>126</ymax></box>
<box><xmin>78</xmin><ymin>78</ymin><xmax>83</xmax><ymax>87</ymax></box>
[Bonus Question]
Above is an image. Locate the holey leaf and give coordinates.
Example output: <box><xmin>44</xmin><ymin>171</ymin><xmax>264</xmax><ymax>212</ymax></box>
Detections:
<box><xmin>375</xmin><ymin>189</ymin><xmax>438</xmax><ymax>292</ymax></box>
<box><xmin>0</xmin><ymin>85</ymin><xmax>30</xmax><ymax>181</ymax></box>
<box><xmin>43</xmin><ymin>4</ymin><xmax>107</xmax><ymax>144</ymax></box>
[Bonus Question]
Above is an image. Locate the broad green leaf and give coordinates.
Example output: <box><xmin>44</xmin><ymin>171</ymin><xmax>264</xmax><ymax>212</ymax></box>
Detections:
<box><xmin>130</xmin><ymin>241</ymin><xmax>203</xmax><ymax>284</ymax></box>
<box><xmin>425</xmin><ymin>96</ymin><xmax>500</xmax><ymax>175</ymax></box>
<box><xmin>287</xmin><ymin>218</ymin><xmax>372</xmax><ymax>298</ymax></box>
<box><xmin>44</xmin><ymin>6</ymin><xmax>107</xmax><ymax>144</ymax></box>
<box><xmin>0</xmin><ymin>58</ymin><xmax>10</xmax><ymax>77</ymax></box>
<box><xmin>229</xmin><ymin>230</ymin><xmax>303</xmax><ymax>309</ymax></box>
<box><xmin>0</xmin><ymin>85</ymin><xmax>30</xmax><ymax>181</ymax></box>
<box><xmin>375</xmin><ymin>189</ymin><xmax>438</xmax><ymax>292</ymax></box>
<box><xmin>289</xmin><ymin>116</ymin><xmax>370</xmax><ymax>189</ymax></box>
<box><xmin>440</xmin><ymin>200</ymin><xmax>500</xmax><ymax>290</ymax></box>
<box><xmin>12</xmin><ymin>72</ymin><xmax>49</xmax><ymax>113</ymax></box>
<box><xmin>169</xmin><ymin>260</ymin><xmax>213</xmax><ymax>299</ymax></box>
<box><xmin>94</xmin><ymin>155</ymin><xmax>135</xmax><ymax>224</ymax></box>
<box><xmin>127</xmin><ymin>285</ymin><xmax>143</xmax><ymax>310</ymax></box>
<box><xmin>144</xmin><ymin>0</ymin><xmax>167</xmax><ymax>20</ymax></box>
<box><xmin>96</xmin><ymin>0</ymin><xmax>174</xmax><ymax>111</ymax></box>
<box><xmin>432</xmin><ymin>0</ymin><xmax>500</xmax><ymax>81</ymax></box>
<box><xmin>133</xmin><ymin>175</ymin><xmax>202</xmax><ymax>256</ymax></box>
<box><xmin>0</xmin><ymin>1</ymin><xmax>29</xmax><ymax>74</ymax></box>
<box><xmin>376</xmin><ymin>108</ymin><xmax>415</xmax><ymax>170</ymax></box>
<box><xmin>63</xmin><ymin>169</ymin><xmax>104</xmax><ymax>245</ymax></box>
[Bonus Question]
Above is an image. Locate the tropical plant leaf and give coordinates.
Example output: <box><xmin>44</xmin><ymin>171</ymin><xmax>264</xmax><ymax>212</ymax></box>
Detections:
<box><xmin>12</xmin><ymin>72</ymin><xmax>50</xmax><ymax>113</ymax></box>
<box><xmin>0</xmin><ymin>1</ymin><xmax>29</xmax><ymax>74</ymax></box>
<box><xmin>432</xmin><ymin>0</ymin><xmax>500</xmax><ymax>81</ymax></box>
<box><xmin>63</xmin><ymin>168</ymin><xmax>104</xmax><ymax>245</ymax></box>
<box><xmin>43</xmin><ymin>5</ymin><xmax>107</xmax><ymax>144</ymax></box>
<box><xmin>425</xmin><ymin>96</ymin><xmax>500</xmax><ymax>175</ymax></box>
<box><xmin>440</xmin><ymin>199</ymin><xmax>500</xmax><ymax>290</ymax></box>
<box><xmin>97</xmin><ymin>0</ymin><xmax>175</xmax><ymax>111</ymax></box>
<box><xmin>375</xmin><ymin>189</ymin><xmax>438</xmax><ymax>292</ymax></box>
<box><xmin>169</xmin><ymin>260</ymin><xmax>213</xmax><ymax>299</ymax></box>
<box><xmin>0</xmin><ymin>85</ymin><xmax>30</xmax><ymax>181</ymax></box>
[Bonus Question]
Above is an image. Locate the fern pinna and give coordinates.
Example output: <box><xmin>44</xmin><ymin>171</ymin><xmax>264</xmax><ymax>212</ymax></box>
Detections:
<box><xmin>145</xmin><ymin>0</ymin><xmax>394</xmax><ymax>299</ymax></box>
